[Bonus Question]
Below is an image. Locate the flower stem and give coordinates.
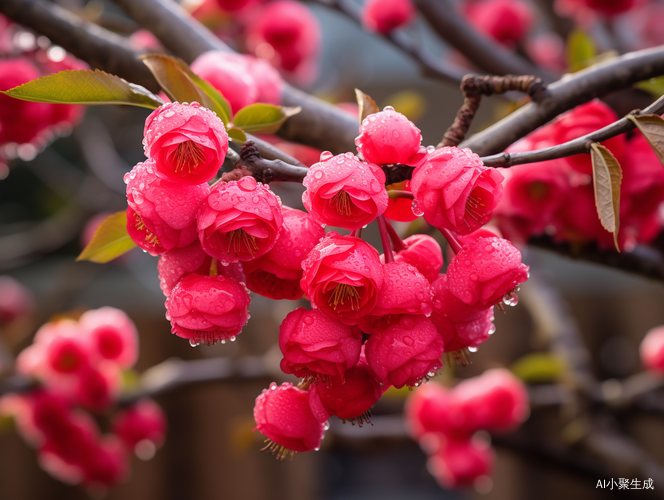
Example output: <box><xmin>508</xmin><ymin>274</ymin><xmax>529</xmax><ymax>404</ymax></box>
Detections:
<box><xmin>440</xmin><ymin>228</ymin><xmax>463</xmax><ymax>254</ymax></box>
<box><xmin>377</xmin><ymin>216</ymin><xmax>395</xmax><ymax>263</ymax></box>
<box><xmin>385</xmin><ymin>220</ymin><xmax>407</xmax><ymax>252</ymax></box>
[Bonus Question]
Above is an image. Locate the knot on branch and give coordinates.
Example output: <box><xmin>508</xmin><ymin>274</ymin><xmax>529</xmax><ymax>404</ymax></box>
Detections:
<box><xmin>240</xmin><ymin>141</ymin><xmax>260</xmax><ymax>162</ymax></box>
<box><xmin>440</xmin><ymin>74</ymin><xmax>550</xmax><ymax>149</ymax></box>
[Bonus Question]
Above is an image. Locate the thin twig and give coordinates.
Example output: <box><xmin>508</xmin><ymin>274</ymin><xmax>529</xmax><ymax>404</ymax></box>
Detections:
<box><xmin>440</xmin><ymin>74</ymin><xmax>548</xmax><ymax>148</ymax></box>
<box><xmin>481</xmin><ymin>93</ymin><xmax>664</xmax><ymax>167</ymax></box>
<box><xmin>415</xmin><ymin>0</ymin><xmax>555</xmax><ymax>81</ymax></box>
<box><xmin>311</xmin><ymin>0</ymin><xmax>467</xmax><ymax>86</ymax></box>
<box><xmin>461</xmin><ymin>45</ymin><xmax>664</xmax><ymax>156</ymax></box>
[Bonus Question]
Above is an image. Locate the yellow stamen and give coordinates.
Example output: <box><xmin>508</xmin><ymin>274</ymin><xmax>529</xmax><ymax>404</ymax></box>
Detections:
<box><xmin>173</xmin><ymin>140</ymin><xmax>206</xmax><ymax>174</ymax></box>
<box><xmin>261</xmin><ymin>439</ymin><xmax>296</xmax><ymax>461</ymax></box>
<box><xmin>464</xmin><ymin>191</ymin><xmax>487</xmax><ymax>226</ymax></box>
<box><xmin>332</xmin><ymin>190</ymin><xmax>353</xmax><ymax>216</ymax></box>
<box><xmin>134</xmin><ymin>212</ymin><xmax>160</xmax><ymax>246</ymax></box>
<box><xmin>328</xmin><ymin>283</ymin><xmax>361</xmax><ymax>311</ymax></box>
<box><xmin>227</xmin><ymin>229</ymin><xmax>259</xmax><ymax>257</ymax></box>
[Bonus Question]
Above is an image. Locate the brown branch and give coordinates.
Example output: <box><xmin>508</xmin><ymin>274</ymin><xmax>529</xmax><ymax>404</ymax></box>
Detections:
<box><xmin>461</xmin><ymin>45</ymin><xmax>664</xmax><ymax>156</ymax></box>
<box><xmin>440</xmin><ymin>74</ymin><xmax>548</xmax><ymax>148</ymax></box>
<box><xmin>234</xmin><ymin>142</ymin><xmax>310</xmax><ymax>183</ymax></box>
<box><xmin>310</xmin><ymin>0</ymin><xmax>467</xmax><ymax>86</ymax></box>
<box><xmin>110</xmin><ymin>0</ymin><xmax>360</xmax><ymax>155</ymax></box>
<box><xmin>530</xmin><ymin>236</ymin><xmax>664</xmax><ymax>283</ymax></box>
<box><xmin>481</xmin><ymin>93</ymin><xmax>664</xmax><ymax>167</ymax></box>
<box><xmin>415</xmin><ymin>0</ymin><xmax>555</xmax><ymax>81</ymax></box>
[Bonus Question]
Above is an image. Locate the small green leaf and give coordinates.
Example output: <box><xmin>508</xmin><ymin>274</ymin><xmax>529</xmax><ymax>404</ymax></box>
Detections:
<box><xmin>636</xmin><ymin>76</ymin><xmax>664</xmax><ymax>98</ymax></box>
<box><xmin>627</xmin><ymin>114</ymin><xmax>664</xmax><ymax>167</ymax></box>
<box><xmin>567</xmin><ymin>29</ymin><xmax>596</xmax><ymax>72</ymax></box>
<box><xmin>227</xmin><ymin>127</ymin><xmax>247</xmax><ymax>143</ymax></box>
<box><xmin>140</xmin><ymin>54</ymin><xmax>230</xmax><ymax>123</ymax></box>
<box><xmin>232</xmin><ymin>104</ymin><xmax>301</xmax><ymax>134</ymax></box>
<box><xmin>355</xmin><ymin>88</ymin><xmax>380</xmax><ymax>123</ymax></box>
<box><xmin>1</xmin><ymin>69</ymin><xmax>163</xmax><ymax>109</ymax></box>
<box><xmin>590</xmin><ymin>143</ymin><xmax>622</xmax><ymax>251</ymax></box>
<box><xmin>511</xmin><ymin>353</ymin><xmax>566</xmax><ymax>383</ymax></box>
<box><xmin>76</xmin><ymin>211</ymin><xmax>136</xmax><ymax>263</ymax></box>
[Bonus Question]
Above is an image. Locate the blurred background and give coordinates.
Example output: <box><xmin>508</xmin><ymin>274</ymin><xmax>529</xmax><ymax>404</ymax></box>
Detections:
<box><xmin>2</xmin><ymin>0</ymin><xmax>664</xmax><ymax>498</ymax></box>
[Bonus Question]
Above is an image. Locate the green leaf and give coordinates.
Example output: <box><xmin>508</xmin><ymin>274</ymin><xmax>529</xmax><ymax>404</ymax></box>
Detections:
<box><xmin>1</xmin><ymin>69</ymin><xmax>163</xmax><ymax>109</ymax></box>
<box><xmin>227</xmin><ymin>127</ymin><xmax>247</xmax><ymax>143</ymax></box>
<box><xmin>636</xmin><ymin>76</ymin><xmax>664</xmax><ymax>98</ymax></box>
<box><xmin>590</xmin><ymin>143</ymin><xmax>622</xmax><ymax>251</ymax></box>
<box><xmin>231</xmin><ymin>104</ymin><xmax>301</xmax><ymax>134</ymax></box>
<box><xmin>76</xmin><ymin>211</ymin><xmax>136</xmax><ymax>263</ymax></box>
<box><xmin>511</xmin><ymin>353</ymin><xmax>565</xmax><ymax>383</ymax></box>
<box><xmin>355</xmin><ymin>88</ymin><xmax>380</xmax><ymax>123</ymax></box>
<box><xmin>627</xmin><ymin>114</ymin><xmax>664</xmax><ymax>167</ymax></box>
<box><xmin>567</xmin><ymin>29</ymin><xmax>596</xmax><ymax>72</ymax></box>
<box><xmin>140</xmin><ymin>54</ymin><xmax>230</xmax><ymax>124</ymax></box>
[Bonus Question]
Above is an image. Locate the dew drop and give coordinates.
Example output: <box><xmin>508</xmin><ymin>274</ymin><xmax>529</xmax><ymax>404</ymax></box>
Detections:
<box><xmin>320</xmin><ymin>151</ymin><xmax>334</xmax><ymax>161</ymax></box>
<box><xmin>411</xmin><ymin>199</ymin><xmax>424</xmax><ymax>217</ymax></box>
<box><xmin>488</xmin><ymin>324</ymin><xmax>496</xmax><ymax>335</ymax></box>
<box><xmin>270</xmin><ymin>382</ymin><xmax>278</xmax><ymax>390</ymax></box>
<box><xmin>314</xmin><ymin>170</ymin><xmax>324</xmax><ymax>180</ymax></box>
<box><xmin>189</xmin><ymin>339</ymin><xmax>199</xmax><ymax>347</ymax></box>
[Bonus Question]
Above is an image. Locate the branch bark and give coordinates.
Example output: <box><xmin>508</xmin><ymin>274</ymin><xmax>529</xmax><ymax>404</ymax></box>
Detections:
<box><xmin>481</xmin><ymin>93</ymin><xmax>664</xmax><ymax>167</ymax></box>
<box><xmin>461</xmin><ymin>45</ymin><xmax>664</xmax><ymax>156</ymax></box>
<box><xmin>311</xmin><ymin>0</ymin><xmax>467</xmax><ymax>86</ymax></box>
<box><xmin>416</xmin><ymin>0</ymin><xmax>555</xmax><ymax>81</ymax></box>
<box><xmin>111</xmin><ymin>0</ymin><xmax>360</xmax><ymax>155</ymax></box>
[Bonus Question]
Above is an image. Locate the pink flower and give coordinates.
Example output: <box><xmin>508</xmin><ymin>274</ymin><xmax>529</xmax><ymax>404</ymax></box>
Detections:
<box><xmin>279</xmin><ymin>308</ymin><xmax>362</xmax><ymax>383</ymax></box>
<box><xmin>368</xmin><ymin>261</ymin><xmax>434</xmax><ymax>321</ymax></box>
<box><xmin>455</xmin><ymin>369</ymin><xmax>529</xmax><ymax>432</ymax></box>
<box><xmin>557</xmin><ymin>0</ymin><xmax>637</xmax><ymax>17</ymax></box>
<box><xmin>428</xmin><ymin>438</ymin><xmax>494</xmax><ymax>488</ymax></box>
<box><xmin>253</xmin><ymin>382</ymin><xmax>327</xmax><ymax>457</ymax></box>
<box><xmin>197</xmin><ymin>176</ymin><xmax>283</xmax><ymax>264</ymax></box>
<box><xmin>191</xmin><ymin>51</ymin><xmax>282</xmax><ymax>114</ymax></box>
<box><xmin>446</xmin><ymin>237</ymin><xmax>529</xmax><ymax>309</ymax></box>
<box><xmin>79</xmin><ymin>437</ymin><xmax>127</xmax><ymax>490</ymax></box>
<box><xmin>494</xmin><ymin>160</ymin><xmax>570</xmax><ymax>238</ymax></box>
<box><xmin>355</xmin><ymin>107</ymin><xmax>426</xmax><ymax>166</ymax></box>
<box><xmin>385</xmin><ymin>181</ymin><xmax>417</xmax><ymax>222</ymax></box>
<box><xmin>126</xmin><ymin>206</ymin><xmax>166</xmax><ymax>255</ymax></box>
<box><xmin>411</xmin><ymin>147</ymin><xmax>504</xmax><ymax>235</ymax></box>
<box><xmin>78</xmin><ymin>307</ymin><xmax>139</xmax><ymax>369</ymax></box>
<box><xmin>361</xmin><ymin>0</ymin><xmax>415</xmax><ymax>35</ymax></box>
<box><xmin>388</xmin><ymin>234</ymin><xmax>443</xmax><ymax>283</ymax></box>
<box><xmin>243</xmin><ymin>206</ymin><xmax>325</xmax><ymax>300</ymax></box>
<box><xmin>430</xmin><ymin>275</ymin><xmax>495</xmax><ymax>352</ymax></box>
<box><xmin>405</xmin><ymin>383</ymin><xmax>470</xmax><ymax>441</ymax></box>
<box><xmin>308</xmin><ymin>364</ymin><xmax>382</xmax><ymax>425</ymax></box>
<box><xmin>247</xmin><ymin>1</ymin><xmax>320</xmax><ymax>78</ymax></box>
<box><xmin>0</xmin><ymin>58</ymin><xmax>54</xmax><ymax>145</ymax></box>
<box><xmin>549</xmin><ymin>100</ymin><xmax>625</xmax><ymax>173</ymax></box>
<box><xmin>165</xmin><ymin>274</ymin><xmax>251</xmax><ymax>345</ymax></box>
<box><xmin>143</xmin><ymin>102</ymin><xmax>228</xmax><ymax>185</ymax></box>
<box><xmin>0</xmin><ymin>275</ymin><xmax>34</xmax><ymax>324</ymax></box>
<box><xmin>75</xmin><ymin>364</ymin><xmax>121</xmax><ymax>413</ymax></box>
<box><xmin>112</xmin><ymin>399</ymin><xmax>167</xmax><ymax>451</ymax></box>
<box><xmin>365</xmin><ymin>315</ymin><xmax>444</xmax><ymax>388</ymax></box>
<box><xmin>464</xmin><ymin>0</ymin><xmax>533</xmax><ymax>48</ymax></box>
<box><xmin>300</xmin><ymin>233</ymin><xmax>384</xmax><ymax>325</ymax></box>
<box><xmin>640</xmin><ymin>326</ymin><xmax>664</xmax><ymax>374</ymax></box>
<box><xmin>302</xmin><ymin>152</ymin><xmax>388</xmax><ymax>230</ymax></box>
<box><xmin>157</xmin><ymin>241</ymin><xmax>244</xmax><ymax>297</ymax></box>
<box><xmin>125</xmin><ymin>160</ymin><xmax>209</xmax><ymax>254</ymax></box>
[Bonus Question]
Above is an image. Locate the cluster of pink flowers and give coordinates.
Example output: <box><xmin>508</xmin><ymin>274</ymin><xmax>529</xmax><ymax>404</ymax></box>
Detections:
<box><xmin>122</xmin><ymin>98</ymin><xmax>528</xmax><ymax>461</ymax></box>
<box><xmin>406</xmin><ymin>369</ymin><xmax>529</xmax><ymax>488</ymax></box>
<box><xmin>494</xmin><ymin>100</ymin><xmax>664</xmax><ymax>251</ymax></box>
<box><xmin>253</xmin><ymin>106</ymin><xmax>528</xmax><ymax>459</ymax></box>
<box><xmin>0</xmin><ymin>307</ymin><xmax>166</xmax><ymax>491</ymax></box>
<box><xmin>0</xmin><ymin>17</ymin><xmax>85</xmax><ymax>162</ymax></box>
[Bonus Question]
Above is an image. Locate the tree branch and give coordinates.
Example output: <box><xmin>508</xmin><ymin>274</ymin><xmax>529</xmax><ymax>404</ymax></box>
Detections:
<box><xmin>481</xmin><ymin>93</ymin><xmax>664</xmax><ymax>167</ymax></box>
<box><xmin>461</xmin><ymin>45</ymin><xmax>664</xmax><ymax>156</ymax></box>
<box><xmin>110</xmin><ymin>0</ymin><xmax>360</xmax><ymax>155</ymax></box>
<box><xmin>415</xmin><ymin>0</ymin><xmax>554</xmax><ymax>81</ymax></box>
<box><xmin>310</xmin><ymin>0</ymin><xmax>467</xmax><ymax>86</ymax></box>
